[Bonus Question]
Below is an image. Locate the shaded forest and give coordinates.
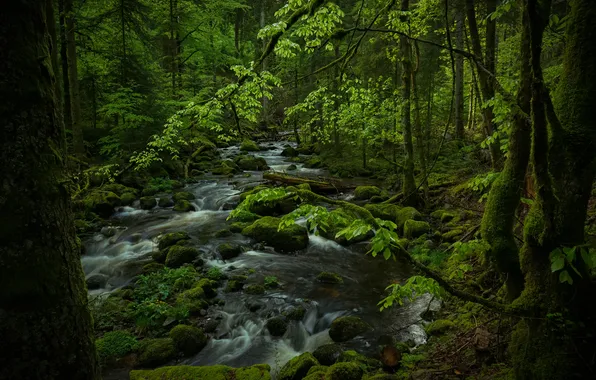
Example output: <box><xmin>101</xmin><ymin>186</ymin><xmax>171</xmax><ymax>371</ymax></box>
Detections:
<box><xmin>1</xmin><ymin>0</ymin><xmax>595</xmax><ymax>379</ymax></box>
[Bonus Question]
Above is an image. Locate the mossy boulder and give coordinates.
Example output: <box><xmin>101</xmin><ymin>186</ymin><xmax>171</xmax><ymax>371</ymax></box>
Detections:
<box><xmin>218</xmin><ymin>243</ymin><xmax>243</xmax><ymax>260</ymax></box>
<box><xmin>278</xmin><ymin>352</ymin><xmax>320</xmax><ymax>380</ymax></box>
<box><xmin>165</xmin><ymin>246</ymin><xmax>198</xmax><ymax>268</ymax></box>
<box><xmin>174</xmin><ymin>200</ymin><xmax>194</xmax><ymax>212</ymax></box>
<box><xmin>142</xmin><ymin>262</ymin><xmax>164</xmax><ymax>274</ymax></box>
<box><xmin>337</xmin><ymin>350</ymin><xmax>382</xmax><ymax>371</ymax></box>
<box><xmin>442</xmin><ymin>228</ymin><xmax>465</xmax><ymax>242</ymax></box>
<box><xmin>306</xmin><ymin>365</ymin><xmax>328</xmax><ymax>377</ymax></box>
<box><xmin>241</xmin><ymin>216</ymin><xmax>308</xmax><ymax>253</ymax></box>
<box><xmin>313</xmin><ymin>343</ymin><xmax>343</xmax><ymax>366</ymax></box>
<box><xmin>225</xmin><ymin>280</ymin><xmax>244</xmax><ymax>292</ymax></box>
<box><xmin>158</xmin><ymin>232</ymin><xmax>190</xmax><ymax>250</ymax></box>
<box><xmin>318</xmin><ymin>208</ymin><xmax>370</xmax><ymax>245</ymax></box>
<box><xmin>121</xmin><ymin>192</ymin><xmax>137</xmax><ymax>206</ymax></box>
<box><xmin>215</xmin><ymin>229</ymin><xmax>232</xmax><ymax>238</ymax></box>
<box><xmin>230</xmin><ymin>222</ymin><xmax>252</xmax><ymax>232</ymax></box>
<box><xmin>304</xmin><ymin>156</ymin><xmax>323</xmax><ymax>169</ymax></box>
<box><xmin>326</xmin><ymin>362</ymin><xmax>363</xmax><ymax>380</ymax></box>
<box><xmin>96</xmin><ymin>330</ymin><xmax>138</xmax><ymax>364</ymax></box>
<box><xmin>354</xmin><ymin>186</ymin><xmax>382</xmax><ymax>200</ymax></box>
<box><xmin>158</xmin><ymin>197</ymin><xmax>174</xmax><ymax>207</ymax></box>
<box><xmin>83</xmin><ymin>190</ymin><xmax>121</xmax><ymax>218</ymax></box>
<box><xmin>329</xmin><ymin>316</ymin><xmax>371</xmax><ymax>342</ymax></box>
<box><xmin>281</xmin><ymin>146</ymin><xmax>299</xmax><ymax>157</ymax></box>
<box><xmin>102</xmin><ymin>183</ymin><xmax>138</xmax><ymax>196</ymax></box>
<box><xmin>245</xmin><ymin>284</ymin><xmax>266</xmax><ymax>295</ymax></box>
<box><xmin>396</xmin><ymin>207</ymin><xmax>422</xmax><ymax>231</ymax></box>
<box><xmin>173</xmin><ymin>191</ymin><xmax>195</xmax><ymax>202</ymax></box>
<box><xmin>403</xmin><ymin>220</ymin><xmax>430</xmax><ymax>239</ymax></box>
<box><xmin>425</xmin><ymin>319</ymin><xmax>454</xmax><ymax>336</ymax></box>
<box><xmin>212</xmin><ymin>160</ymin><xmax>241</xmax><ymax>175</ymax></box>
<box><xmin>130</xmin><ymin>364</ymin><xmax>272</xmax><ymax>380</ymax></box>
<box><xmin>240</xmin><ymin>139</ymin><xmax>261</xmax><ymax>152</ymax></box>
<box><xmin>234</xmin><ymin>155</ymin><xmax>270</xmax><ymax>171</ymax></box>
<box><xmin>284</xmin><ymin>306</ymin><xmax>306</xmax><ymax>321</ymax></box>
<box><xmin>176</xmin><ymin>281</ymin><xmax>215</xmax><ymax>315</ymax></box>
<box><xmin>169</xmin><ymin>324</ymin><xmax>208</xmax><ymax>356</ymax></box>
<box><xmin>229</xmin><ymin>210</ymin><xmax>260</xmax><ymax>223</ymax></box>
<box><xmin>137</xmin><ymin>338</ymin><xmax>176</xmax><ymax>368</ymax></box>
<box><xmin>266</xmin><ymin>317</ymin><xmax>288</xmax><ymax>337</ymax></box>
<box><xmin>140</xmin><ymin>196</ymin><xmax>157</xmax><ymax>210</ymax></box>
<box><xmin>430</xmin><ymin>209</ymin><xmax>456</xmax><ymax>223</ymax></box>
<box><xmin>364</xmin><ymin>204</ymin><xmax>402</xmax><ymax>222</ymax></box>
<box><xmin>297</xmin><ymin>183</ymin><xmax>311</xmax><ymax>191</ymax></box>
<box><xmin>316</xmin><ymin>272</ymin><xmax>343</xmax><ymax>284</ymax></box>
<box><xmin>287</xmin><ymin>164</ymin><xmax>298</xmax><ymax>171</ymax></box>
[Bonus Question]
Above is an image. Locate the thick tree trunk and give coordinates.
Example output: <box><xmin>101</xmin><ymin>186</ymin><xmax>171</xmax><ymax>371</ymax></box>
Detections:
<box><xmin>400</xmin><ymin>0</ymin><xmax>419</xmax><ymax>206</ymax></box>
<box><xmin>59</xmin><ymin>0</ymin><xmax>72</xmax><ymax>137</ymax></box>
<box><xmin>0</xmin><ymin>1</ymin><xmax>99</xmax><ymax>379</ymax></box>
<box><xmin>65</xmin><ymin>0</ymin><xmax>84</xmax><ymax>157</ymax></box>
<box><xmin>412</xmin><ymin>43</ymin><xmax>428</xmax><ymax>200</ymax></box>
<box><xmin>454</xmin><ymin>0</ymin><xmax>465</xmax><ymax>140</ymax></box>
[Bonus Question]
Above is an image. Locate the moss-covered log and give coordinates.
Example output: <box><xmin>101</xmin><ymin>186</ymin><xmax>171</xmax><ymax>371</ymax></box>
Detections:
<box><xmin>0</xmin><ymin>2</ymin><xmax>99</xmax><ymax>378</ymax></box>
<box><xmin>263</xmin><ymin>172</ymin><xmax>350</xmax><ymax>193</ymax></box>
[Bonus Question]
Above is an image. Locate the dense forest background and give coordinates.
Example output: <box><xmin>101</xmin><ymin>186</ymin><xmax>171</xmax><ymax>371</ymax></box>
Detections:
<box><xmin>1</xmin><ymin>0</ymin><xmax>595</xmax><ymax>379</ymax></box>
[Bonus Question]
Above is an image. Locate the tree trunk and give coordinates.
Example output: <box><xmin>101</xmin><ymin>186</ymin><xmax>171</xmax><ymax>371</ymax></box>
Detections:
<box><xmin>0</xmin><ymin>1</ymin><xmax>99</xmax><ymax>378</ymax></box>
<box><xmin>400</xmin><ymin>0</ymin><xmax>419</xmax><ymax>206</ymax></box>
<box><xmin>59</xmin><ymin>0</ymin><xmax>72</xmax><ymax>137</ymax></box>
<box><xmin>412</xmin><ymin>42</ymin><xmax>428</xmax><ymax>200</ymax></box>
<box><xmin>260</xmin><ymin>0</ymin><xmax>268</xmax><ymax>125</ymax></box>
<box><xmin>454</xmin><ymin>0</ymin><xmax>465</xmax><ymax>140</ymax></box>
<box><xmin>65</xmin><ymin>0</ymin><xmax>84</xmax><ymax>157</ymax></box>
<box><xmin>293</xmin><ymin>64</ymin><xmax>301</xmax><ymax>145</ymax></box>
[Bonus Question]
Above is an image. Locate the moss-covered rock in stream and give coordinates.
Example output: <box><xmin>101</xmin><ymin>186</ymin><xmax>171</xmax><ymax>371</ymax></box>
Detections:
<box><xmin>354</xmin><ymin>186</ymin><xmax>382</xmax><ymax>200</ymax></box>
<box><xmin>218</xmin><ymin>243</ymin><xmax>243</xmax><ymax>260</ymax></box>
<box><xmin>176</xmin><ymin>281</ymin><xmax>215</xmax><ymax>315</ymax></box>
<box><xmin>278</xmin><ymin>352</ymin><xmax>320</xmax><ymax>380</ymax></box>
<box><xmin>240</xmin><ymin>139</ymin><xmax>261</xmax><ymax>152</ymax></box>
<box><xmin>165</xmin><ymin>246</ymin><xmax>198</xmax><ymax>268</ymax></box>
<box><xmin>102</xmin><ymin>183</ymin><xmax>138</xmax><ymax>196</ymax></box>
<box><xmin>159</xmin><ymin>232</ymin><xmax>191</xmax><ymax>250</ymax></box>
<box><xmin>140</xmin><ymin>196</ymin><xmax>157</xmax><ymax>210</ymax></box>
<box><xmin>230</xmin><ymin>221</ymin><xmax>252</xmax><ymax>232</ymax></box>
<box><xmin>284</xmin><ymin>305</ymin><xmax>306</xmax><ymax>321</ymax></box>
<box><xmin>305</xmin><ymin>365</ymin><xmax>328</xmax><ymax>378</ymax></box>
<box><xmin>212</xmin><ymin>159</ymin><xmax>242</xmax><ymax>175</ymax></box>
<box><xmin>396</xmin><ymin>207</ymin><xmax>422</xmax><ymax>231</ymax></box>
<box><xmin>287</xmin><ymin>164</ymin><xmax>298</xmax><ymax>171</ymax></box>
<box><xmin>337</xmin><ymin>350</ymin><xmax>382</xmax><ymax>371</ymax></box>
<box><xmin>245</xmin><ymin>284</ymin><xmax>265</xmax><ymax>295</ymax></box>
<box><xmin>83</xmin><ymin>190</ymin><xmax>121</xmax><ymax>218</ymax></box>
<box><xmin>158</xmin><ymin>196</ymin><xmax>174</xmax><ymax>207</ymax></box>
<box><xmin>425</xmin><ymin>319</ymin><xmax>454</xmax><ymax>336</ymax></box>
<box><xmin>404</xmin><ymin>220</ymin><xmax>430</xmax><ymax>239</ymax></box>
<box><xmin>313</xmin><ymin>343</ymin><xmax>343</xmax><ymax>366</ymax></box>
<box><xmin>442</xmin><ymin>228</ymin><xmax>465</xmax><ymax>242</ymax></box>
<box><xmin>96</xmin><ymin>330</ymin><xmax>138</xmax><ymax>364</ymax></box>
<box><xmin>364</xmin><ymin>204</ymin><xmax>402</xmax><ymax>222</ymax></box>
<box><xmin>173</xmin><ymin>191</ymin><xmax>195</xmax><ymax>202</ymax></box>
<box><xmin>234</xmin><ymin>155</ymin><xmax>270</xmax><ymax>171</ymax></box>
<box><xmin>329</xmin><ymin>316</ymin><xmax>371</xmax><ymax>342</ymax></box>
<box><xmin>229</xmin><ymin>210</ymin><xmax>260</xmax><ymax>223</ymax></box>
<box><xmin>281</xmin><ymin>146</ymin><xmax>299</xmax><ymax>157</ymax></box>
<box><xmin>316</xmin><ymin>272</ymin><xmax>343</xmax><ymax>284</ymax></box>
<box><xmin>129</xmin><ymin>364</ymin><xmax>272</xmax><ymax>380</ymax></box>
<box><xmin>326</xmin><ymin>362</ymin><xmax>363</xmax><ymax>380</ymax></box>
<box><xmin>137</xmin><ymin>338</ymin><xmax>176</xmax><ymax>368</ymax></box>
<box><xmin>173</xmin><ymin>200</ymin><xmax>194</xmax><ymax>212</ymax></box>
<box><xmin>304</xmin><ymin>156</ymin><xmax>323</xmax><ymax>168</ymax></box>
<box><xmin>241</xmin><ymin>216</ymin><xmax>308</xmax><ymax>253</ymax></box>
<box><xmin>120</xmin><ymin>192</ymin><xmax>137</xmax><ymax>206</ymax></box>
<box><xmin>169</xmin><ymin>324</ymin><xmax>208</xmax><ymax>356</ymax></box>
<box><xmin>318</xmin><ymin>208</ymin><xmax>371</xmax><ymax>245</ymax></box>
<box><xmin>266</xmin><ymin>317</ymin><xmax>288</xmax><ymax>336</ymax></box>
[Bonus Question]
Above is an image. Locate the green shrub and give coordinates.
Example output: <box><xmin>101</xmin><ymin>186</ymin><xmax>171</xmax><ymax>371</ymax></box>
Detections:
<box><xmin>96</xmin><ymin>330</ymin><xmax>138</xmax><ymax>363</ymax></box>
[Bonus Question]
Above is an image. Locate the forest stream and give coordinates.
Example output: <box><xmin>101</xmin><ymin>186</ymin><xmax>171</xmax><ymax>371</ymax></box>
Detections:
<box><xmin>82</xmin><ymin>142</ymin><xmax>438</xmax><ymax>378</ymax></box>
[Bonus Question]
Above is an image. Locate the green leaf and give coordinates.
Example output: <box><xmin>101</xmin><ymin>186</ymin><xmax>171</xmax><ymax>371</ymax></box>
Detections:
<box><xmin>550</xmin><ymin>254</ymin><xmax>565</xmax><ymax>272</ymax></box>
<box><xmin>559</xmin><ymin>270</ymin><xmax>573</xmax><ymax>285</ymax></box>
<box><xmin>580</xmin><ymin>248</ymin><xmax>596</xmax><ymax>270</ymax></box>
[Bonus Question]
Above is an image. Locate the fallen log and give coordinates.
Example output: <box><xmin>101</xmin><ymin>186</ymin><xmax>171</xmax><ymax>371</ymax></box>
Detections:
<box><xmin>263</xmin><ymin>172</ymin><xmax>352</xmax><ymax>193</ymax></box>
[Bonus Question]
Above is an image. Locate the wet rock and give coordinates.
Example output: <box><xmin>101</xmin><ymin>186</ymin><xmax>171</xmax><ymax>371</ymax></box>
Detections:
<box><xmin>240</xmin><ymin>139</ymin><xmax>260</xmax><ymax>152</ymax></box>
<box><xmin>169</xmin><ymin>324</ymin><xmax>208</xmax><ymax>356</ymax></box>
<box><xmin>158</xmin><ymin>232</ymin><xmax>190</xmax><ymax>250</ymax></box>
<box><xmin>218</xmin><ymin>243</ymin><xmax>242</xmax><ymax>260</ymax></box>
<box><xmin>120</xmin><ymin>192</ymin><xmax>136</xmax><ymax>206</ymax></box>
<box><xmin>266</xmin><ymin>317</ymin><xmax>288</xmax><ymax>337</ymax></box>
<box><xmin>100</xmin><ymin>226</ymin><xmax>118</xmax><ymax>237</ymax></box>
<box><xmin>234</xmin><ymin>155</ymin><xmax>270</xmax><ymax>171</ymax></box>
<box><xmin>137</xmin><ymin>338</ymin><xmax>176</xmax><ymax>368</ymax></box>
<box><xmin>225</xmin><ymin>280</ymin><xmax>244</xmax><ymax>292</ymax></box>
<box><xmin>129</xmin><ymin>364</ymin><xmax>272</xmax><ymax>380</ymax></box>
<box><xmin>212</xmin><ymin>160</ymin><xmax>241</xmax><ymax>175</ymax></box>
<box><xmin>165</xmin><ymin>246</ymin><xmax>198</xmax><ymax>268</ymax></box>
<box><xmin>313</xmin><ymin>343</ymin><xmax>343</xmax><ymax>366</ymax></box>
<box><xmin>396</xmin><ymin>207</ymin><xmax>422</xmax><ymax>231</ymax></box>
<box><xmin>203</xmin><ymin>318</ymin><xmax>220</xmax><ymax>333</ymax></box>
<box><xmin>173</xmin><ymin>200</ymin><xmax>194</xmax><ymax>212</ymax></box>
<box><xmin>140</xmin><ymin>196</ymin><xmax>157</xmax><ymax>210</ymax></box>
<box><xmin>127</xmin><ymin>233</ymin><xmax>143</xmax><ymax>244</ymax></box>
<box><xmin>215</xmin><ymin>229</ymin><xmax>233</xmax><ymax>238</ymax></box>
<box><xmin>404</xmin><ymin>220</ymin><xmax>431</xmax><ymax>239</ymax></box>
<box><xmin>337</xmin><ymin>350</ymin><xmax>382</xmax><ymax>371</ymax></box>
<box><xmin>316</xmin><ymin>272</ymin><xmax>343</xmax><ymax>284</ymax></box>
<box><xmin>425</xmin><ymin>319</ymin><xmax>454</xmax><ymax>336</ymax></box>
<box><xmin>222</xmin><ymin>201</ymin><xmax>238</xmax><ymax>210</ymax></box>
<box><xmin>281</xmin><ymin>146</ymin><xmax>299</xmax><ymax>157</ymax></box>
<box><xmin>142</xmin><ymin>262</ymin><xmax>164</xmax><ymax>274</ymax></box>
<box><xmin>284</xmin><ymin>305</ymin><xmax>306</xmax><ymax>321</ymax></box>
<box><xmin>247</xmin><ymin>302</ymin><xmax>262</xmax><ymax>312</ymax></box>
<box><xmin>354</xmin><ymin>186</ymin><xmax>382</xmax><ymax>200</ymax></box>
<box><xmin>287</xmin><ymin>164</ymin><xmax>298</xmax><ymax>171</ymax></box>
<box><xmin>329</xmin><ymin>316</ymin><xmax>371</xmax><ymax>342</ymax></box>
<box><xmin>326</xmin><ymin>362</ymin><xmax>363</xmax><ymax>380</ymax></box>
<box><xmin>173</xmin><ymin>191</ymin><xmax>195</xmax><ymax>202</ymax></box>
<box><xmin>83</xmin><ymin>190</ymin><xmax>121</xmax><ymax>218</ymax></box>
<box><xmin>364</xmin><ymin>204</ymin><xmax>401</xmax><ymax>222</ymax></box>
<box><xmin>158</xmin><ymin>196</ymin><xmax>174</xmax><ymax>207</ymax></box>
<box><xmin>245</xmin><ymin>284</ymin><xmax>265</xmax><ymax>295</ymax></box>
<box><xmin>241</xmin><ymin>216</ymin><xmax>308</xmax><ymax>253</ymax></box>
<box><xmin>278</xmin><ymin>352</ymin><xmax>319</xmax><ymax>380</ymax></box>
<box><xmin>86</xmin><ymin>274</ymin><xmax>108</xmax><ymax>290</ymax></box>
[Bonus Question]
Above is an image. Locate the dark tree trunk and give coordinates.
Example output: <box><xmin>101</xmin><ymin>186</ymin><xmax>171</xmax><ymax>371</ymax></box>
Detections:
<box><xmin>64</xmin><ymin>0</ymin><xmax>84</xmax><ymax>157</ymax></box>
<box><xmin>59</xmin><ymin>0</ymin><xmax>72</xmax><ymax>137</ymax></box>
<box><xmin>412</xmin><ymin>42</ymin><xmax>428</xmax><ymax>200</ymax></box>
<box><xmin>0</xmin><ymin>1</ymin><xmax>99</xmax><ymax>379</ymax></box>
<box><xmin>454</xmin><ymin>0</ymin><xmax>465</xmax><ymax>140</ymax></box>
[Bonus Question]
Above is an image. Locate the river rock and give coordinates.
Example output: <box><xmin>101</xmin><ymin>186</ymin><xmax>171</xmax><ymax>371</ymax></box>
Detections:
<box><xmin>240</xmin><ymin>139</ymin><xmax>260</xmax><ymax>152</ymax></box>
<box><xmin>140</xmin><ymin>196</ymin><xmax>157</xmax><ymax>210</ymax></box>
<box><xmin>120</xmin><ymin>192</ymin><xmax>136</xmax><ymax>206</ymax></box>
<box><xmin>83</xmin><ymin>190</ymin><xmax>121</xmax><ymax>218</ymax></box>
<box><xmin>165</xmin><ymin>246</ymin><xmax>198</xmax><ymax>268</ymax></box>
<box><xmin>316</xmin><ymin>272</ymin><xmax>343</xmax><ymax>284</ymax></box>
<box><xmin>266</xmin><ymin>317</ymin><xmax>288</xmax><ymax>337</ymax></box>
<box><xmin>313</xmin><ymin>343</ymin><xmax>343</xmax><ymax>366</ymax></box>
<box><xmin>173</xmin><ymin>191</ymin><xmax>195</xmax><ymax>202</ymax></box>
<box><xmin>287</xmin><ymin>164</ymin><xmax>297</xmax><ymax>171</ymax></box>
<box><xmin>169</xmin><ymin>324</ymin><xmax>208</xmax><ymax>356</ymax></box>
<box><xmin>137</xmin><ymin>338</ymin><xmax>176</xmax><ymax>368</ymax></box>
<box><xmin>100</xmin><ymin>226</ymin><xmax>118</xmax><ymax>237</ymax></box>
<box><xmin>396</xmin><ymin>206</ymin><xmax>422</xmax><ymax>231</ymax></box>
<box><xmin>278</xmin><ymin>352</ymin><xmax>319</xmax><ymax>380</ymax></box>
<box><xmin>245</xmin><ymin>284</ymin><xmax>265</xmax><ymax>295</ymax></box>
<box><xmin>158</xmin><ymin>196</ymin><xmax>174</xmax><ymax>207</ymax></box>
<box><xmin>129</xmin><ymin>364</ymin><xmax>272</xmax><ymax>380</ymax></box>
<box><xmin>329</xmin><ymin>316</ymin><xmax>371</xmax><ymax>342</ymax></box>
<box><xmin>174</xmin><ymin>200</ymin><xmax>194</xmax><ymax>212</ymax></box>
<box><xmin>326</xmin><ymin>362</ymin><xmax>363</xmax><ymax>380</ymax></box>
<box><xmin>241</xmin><ymin>216</ymin><xmax>308</xmax><ymax>253</ymax></box>
<box><xmin>158</xmin><ymin>231</ymin><xmax>190</xmax><ymax>250</ymax></box>
<box><xmin>364</xmin><ymin>203</ymin><xmax>401</xmax><ymax>222</ymax></box>
<box><xmin>218</xmin><ymin>243</ymin><xmax>242</xmax><ymax>260</ymax></box>
<box><xmin>234</xmin><ymin>155</ymin><xmax>270</xmax><ymax>171</ymax></box>
<box><xmin>404</xmin><ymin>220</ymin><xmax>430</xmax><ymax>239</ymax></box>
<box><xmin>354</xmin><ymin>186</ymin><xmax>382</xmax><ymax>200</ymax></box>
<box><xmin>281</xmin><ymin>146</ymin><xmax>299</xmax><ymax>157</ymax></box>
<box><xmin>86</xmin><ymin>274</ymin><xmax>108</xmax><ymax>290</ymax></box>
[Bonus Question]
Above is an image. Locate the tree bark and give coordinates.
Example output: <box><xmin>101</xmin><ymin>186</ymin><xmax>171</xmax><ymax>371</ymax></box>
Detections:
<box><xmin>454</xmin><ymin>0</ymin><xmax>465</xmax><ymax>140</ymax></box>
<box><xmin>64</xmin><ymin>0</ymin><xmax>84</xmax><ymax>157</ymax></box>
<box><xmin>59</xmin><ymin>0</ymin><xmax>72</xmax><ymax>137</ymax></box>
<box><xmin>0</xmin><ymin>1</ymin><xmax>99</xmax><ymax>378</ymax></box>
<box><xmin>412</xmin><ymin>42</ymin><xmax>428</xmax><ymax>200</ymax></box>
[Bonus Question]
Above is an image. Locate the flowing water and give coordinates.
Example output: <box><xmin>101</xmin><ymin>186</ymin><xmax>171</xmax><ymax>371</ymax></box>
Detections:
<box><xmin>83</xmin><ymin>142</ymin><xmax>438</xmax><ymax>376</ymax></box>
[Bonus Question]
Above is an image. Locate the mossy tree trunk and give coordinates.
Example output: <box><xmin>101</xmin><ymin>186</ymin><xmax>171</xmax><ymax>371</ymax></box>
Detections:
<box><xmin>0</xmin><ymin>1</ymin><xmax>99</xmax><ymax>378</ymax></box>
<box><xmin>64</xmin><ymin>0</ymin><xmax>84</xmax><ymax>157</ymax></box>
<box><xmin>454</xmin><ymin>0</ymin><xmax>465</xmax><ymax>140</ymax></box>
<box><xmin>509</xmin><ymin>0</ymin><xmax>596</xmax><ymax>378</ymax></box>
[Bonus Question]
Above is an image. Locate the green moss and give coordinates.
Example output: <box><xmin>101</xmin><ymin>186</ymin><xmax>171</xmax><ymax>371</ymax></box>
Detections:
<box><xmin>173</xmin><ymin>191</ymin><xmax>195</xmax><ymax>202</ymax></box>
<box><xmin>403</xmin><ymin>220</ymin><xmax>430</xmax><ymax>239</ymax></box>
<box><xmin>230</xmin><ymin>210</ymin><xmax>260</xmax><ymax>223</ymax></box>
<box><xmin>364</xmin><ymin>204</ymin><xmax>401</xmax><ymax>223</ymax></box>
<box><xmin>230</xmin><ymin>222</ymin><xmax>252</xmax><ymax>232</ymax></box>
<box><xmin>313</xmin><ymin>343</ymin><xmax>343</xmax><ymax>366</ymax></box>
<box><xmin>218</xmin><ymin>243</ymin><xmax>243</xmax><ymax>260</ymax></box>
<box><xmin>176</xmin><ymin>286</ymin><xmax>208</xmax><ymax>315</ymax></box>
<box><xmin>169</xmin><ymin>324</ymin><xmax>208</xmax><ymax>356</ymax></box>
<box><xmin>425</xmin><ymin>319</ymin><xmax>454</xmax><ymax>335</ymax></box>
<box><xmin>96</xmin><ymin>330</ymin><xmax>138</xmax><ymax>363</ymax></box>
<box><xmin>266</xmin><ymin>316</ymin><xmax>288</xmax><ymax>336</ymax></box>
<box><xmin>329</xmin><ymin>316</ymin><xmax>371</xmax><ymax>342</ymax></box>
<box><xmin>234</xmin><ymin>155</ymin><xmax>269</xmax><ymax>171</ymax></box>
<box><xmin>396</xmin><ymin>207</ymin><xmax>422</xmax><ymax>231</ymax></box>
<box><xmin>215</xmin><ymin>229</ymin><xmax>232</xmax><ymax>238</ymax></box>
<box><xmin>304</xmin><ymin>156</ymin><xmax>323</xmax><ymax>169</ymax></box>
<box><xmin>142</xmin><ymin>262</ymin><xmax>165</xmax><ymax>274</ymax></box>
<box><xmin>240</xmin><ymin>139</ymin><xmax>261</xmax><ymax>152</ymax></box>
<box><xmin>241</xmin><ymin>216</ymin><xmax>308</xmax><ymax>253</ymax></box>
<box><xmin>129</xmin><ymin>364</ymin><xmax>272</xmax><ymax>380</ymax></box>
<box><xmin>165</xmin><ymin>246</ymin><xmax>198</xmax><ymax>268</ymax></box>
<box><xmin>316</xmin><ymin>271</ymin><xmax>343</xmax><ymax>284</ymax></box>
<box><xmin>140</xmin><ymin>196</ymin><xmax>157</xmax><ymax>210</ymax></box>
<box><xmin>284</xmin><ymin>305</ymin><xmax>306</xmax><ymax>321</ymax></box>
<box><xmin>174</xmin><ymin>200</ymin><xmax>194</xmax><ymax>212</ymax></box>
<box><xmin>158</xmin><ymin>232</ymin><xmax>191</xmax><ymax>250</ymax></box>
<box><xmin>225</xmin><ymin>280</ymin><xmax>243</xmax><ymax>292</ymax></box>
<box><xmin>83</xmin><ymin>190</ymin><xmax>121</xmax><ymax>218</ymax></box>
<box><xmin>337</xmin><ymin>350</ymin><xmax>382</xmax><ymax>371</ymax></box>
<box><xmin>245</xmin><ymin>284</ymin><xmax>265</xmax><ymax>295</ymax></box>
<box><xmin>306</xmin><ymin>365</ymin><xmax>328</xmax><ymax>377</ymax></box>
<box><xmin>137</xmin><ymin>338</ymin><xmax>176</xmax><ymax>368</ymax></box>
<box><xmin>278</xmin><ymin>352</ymin><xmax>320</xmax><ymax>380</ymax></box>
<box><xmin>441</xmin><ymin>228</ymin><xmax>464</xmax><ymax>242</ymax></box>
<box><xmin>326</xmin><ymin>362</ymin><xmax>363</xmax><ymax>380</ymax></box>
<box><xmin>354</xmin><ymin>186</ymin><xmax>382</xmax><ymax>200</ymax></box>
<box><xmin>102</xmin><ymin>183</ymin><xmax>138</xmax><ymax>196</ymax></box>
<box><xmin>158</xmin><ymin>196</ymin><xmax>174</xmax><ymax>207</ymax></box>
<box><xmin>121</xmin><ymin>192</ymin><xmax>137</xmax><ymax>206</ymax></box>
<box><xmin>297</xmin><ymin>183</ymin><xmax>311</xmax><ymax>191</ymax></box>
